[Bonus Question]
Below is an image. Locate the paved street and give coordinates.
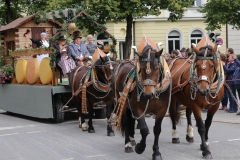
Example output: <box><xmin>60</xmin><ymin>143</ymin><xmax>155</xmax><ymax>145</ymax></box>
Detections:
<box><xmin>0</xmin><ymin>109</ymin><xmax>240</xmax><ymax>160</ymax></box>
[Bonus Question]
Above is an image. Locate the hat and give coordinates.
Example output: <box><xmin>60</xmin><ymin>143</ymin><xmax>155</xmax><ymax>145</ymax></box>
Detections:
<box><xmin>57</xmin><ymin>33</ymin><xmax>66</xmax><ymax>41</ymax></box>
<box><xmin>72</xmin><ymin>30</ymin><xmax>82</xmax><ymax>40</ymax></box>
<box><xmin>180</xmin><ymin>47</ymin><xmax>186</xmax><ymax>52</ymax></box>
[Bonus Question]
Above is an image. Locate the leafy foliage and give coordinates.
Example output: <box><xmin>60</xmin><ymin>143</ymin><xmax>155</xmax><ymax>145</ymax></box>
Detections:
<box><xmin>84</xmin><ymin>0</ymin><xmax>194</xmax><ymax>59</ymax></box>
<box><xmin>199</xmin><ymin>0</ymin><xmax>240</xmax><ymax>30</ymax></box>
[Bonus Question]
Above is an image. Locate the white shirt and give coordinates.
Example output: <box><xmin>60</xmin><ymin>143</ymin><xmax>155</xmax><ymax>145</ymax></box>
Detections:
<box><xmin>42</xmin><ymin>40</ymin><xmax>49</xmax><ymax>47</ymax></box>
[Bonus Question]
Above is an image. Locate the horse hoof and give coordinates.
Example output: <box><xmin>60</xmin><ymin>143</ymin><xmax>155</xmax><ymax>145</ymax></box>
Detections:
<box><xmin>172</xmin><ymin>138</ymin><xmax>180</xmax><ymax>144</ymax></box>
<box><xmin>79</xmin><ymin>124</ymin><xmax>82</xmax><ymax>128</ymax></box>
<box><xmin>125</xmin><ymin>146</ymin><xmax>133</xmax><ymax>153</ymax></box>
<box><xmin>200</xmin><ymin>144</ymin><xmax>210</xmax><ymax>151</ymax></box>
<box><xmin>202</xmin><ymin>150</ymin><xmax>213</xmax><ymax>159</ymax></box>
<box><xmin>88</xmin><ymin>129</ymin><xmax>95</xmax><ymax>133</ymax></box>
<box><xmin>107</xmin><ymin>131</ymin><xmax>115</xmax><ymax>136</ymax></box>
<box><xmin>131</xmin><ymin>140</ymin><xmax>136</xmax><ymax>146</ymax></box>
<box><xmin>82</xmin><ymin>127</ymin><xmax>88</xmax><ymax>131</ymax></box>
<box><xmin>186</xmin><ymin>135</ymin><xmax>194</xmax><ymax>143</ymax></box>
<box><xmin>135</xmin><ymin>143</ymin><xmax>146</xmax><ymax>154</ymax></box>
<box><xmin>152</xmin><ymin>153</ymin><xmax>162</xmax><ymax>160</ymax></box>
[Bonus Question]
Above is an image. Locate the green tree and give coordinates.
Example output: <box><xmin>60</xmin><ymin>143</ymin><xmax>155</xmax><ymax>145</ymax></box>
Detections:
<box><xmin>84</xmin><ymin>0</ymin><xmax>194</xmax><ymax>59</ymax></box>
<box><xmin>199</xmin><ymin>0</ymin><xmax>240</xmax><ymax>30</ymax></box>
<box><xmin>0</xmin><ymin>0</ymin><xmax>25</xmax><ymax>26</ymax></box>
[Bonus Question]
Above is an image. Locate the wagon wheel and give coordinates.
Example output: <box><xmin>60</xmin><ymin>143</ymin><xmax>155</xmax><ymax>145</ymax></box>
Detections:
<box><xmin>53</xmin><ymin>94</ymin><xmax>64</xmax><ymax>123</ymax></box>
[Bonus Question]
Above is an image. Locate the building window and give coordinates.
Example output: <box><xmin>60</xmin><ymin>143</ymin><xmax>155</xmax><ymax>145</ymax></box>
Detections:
<box><xmin>6</xmin><ymin>41</ymin><xmax>15</xmax><ymax>56</ymax></box>
<box><xmin>193</xmin><ymin>0</ymin><xmax>202</xmax><ymax>7</ymax></box>
<box><xmin>190</xmin><ymin>30</ymin><xmax>203</xmax><ymax>47</ymax></box>
<box><xmin>119</xmin><ymin>42</ymin><xmax>125</xmax><ymax>60</ymax></box>
<box><xmin>168</xmin><ymin>30</ymin><xmax>181</xmax><ymax>53</ymax></box>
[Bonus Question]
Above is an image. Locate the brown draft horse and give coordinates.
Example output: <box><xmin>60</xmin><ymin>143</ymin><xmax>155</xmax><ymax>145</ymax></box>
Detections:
<box><xmin>115</xmin><ymin>45</ymin><xmax>171</xmax><ymax>160</ymax></box>
<box><xmin>69</xmin><ymin>56</ymin><xmax>116</xmax><ymax>136</ymax></box>
<box><xmin>169</xmin><ymin>44</ymin><xmax>224</xmax><ymax>159</ymax></box>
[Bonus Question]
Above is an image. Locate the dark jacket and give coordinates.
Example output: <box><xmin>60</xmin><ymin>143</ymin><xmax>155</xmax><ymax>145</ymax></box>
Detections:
<box><xmin>67</xmin><ymin>42</ymin><xmax>90</xmax><ymax>62</ymax></box>
<box><xmin>223</xmin><ymin>61</ymin><xmax>238</xmax><ymax>86</ymax></box>
<box><xmin>86</xmin><ymin>43</ymin><xmax>104</xmax><ymax>56</ymax></box>
<box><xmin>30</xmin><ymin>38</ymin><xmax>46</xmax><ymax>48</ymax></box>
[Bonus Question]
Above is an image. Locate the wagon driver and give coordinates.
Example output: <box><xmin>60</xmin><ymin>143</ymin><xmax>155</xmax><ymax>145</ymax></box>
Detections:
<box><xmin>67</xmin><ymin>30</ymin><xmax>90</xmax><ymax>66</ymax></box>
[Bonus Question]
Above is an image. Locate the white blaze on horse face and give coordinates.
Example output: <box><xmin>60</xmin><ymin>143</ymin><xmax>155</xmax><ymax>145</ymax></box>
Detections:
<box><xmin>187</xmin><ymin>125</ymin><xmax>194</xmax><ymax>138</ymax></box>
<box><xmin>172</xmin><ymin>129</ymin><xmax>179</xmax><ymax>138</ymax></box>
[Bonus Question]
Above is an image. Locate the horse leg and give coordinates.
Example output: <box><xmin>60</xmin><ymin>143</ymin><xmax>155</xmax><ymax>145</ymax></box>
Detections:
<box><xmin>204</xmin><ymin>103</ymin><xmax>219</xmax><ymax>150</ymax></box>
<box><xmin>193</xmin><ymin>107</ymin><xmax>212</xmax><ymax>159</ymax></box>
<box><xmin>152</xmin><ymin>116</ymin><xmax>163</xmax><ymax>160</ymax></box>
<box><xmin>106</xmin><ymin>102</ymin><xmax>115</xmax><ymax>136</ymax></box>
<box><xmin>169</xmin><ymin>98</ymin><xmax>180</xmax><ymax>143</ymax></box>
<box><xmin>87</xmin><ymin>102</ymin><xmax>95</xmax><ymax>133</ymax></box>
<box><xmin>135</xmin><ymin>117</ymin><xmax>149</xmax><ymax>154</ymax></box>
<box><xmin>125</xmin><ymin>108</ymin><xmax>134</xmax><ymax>153</ymax></box>
<box><xmin>186</xmin><ymin>107</ymin><xmax>194</xmax><ymax>143</ymax></box>
<box><xmin>75</xmin><ymin>97</ymin><xmax>87</xmax><ymax>130</ymax></box>
<box><xmin>129</xmin><ymin>112</ymin><xmax>136</xmax><ymax>146</ymax></box>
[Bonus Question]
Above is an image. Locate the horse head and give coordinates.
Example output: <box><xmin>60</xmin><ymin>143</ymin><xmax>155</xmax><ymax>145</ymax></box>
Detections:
<box><xmin>138</xmin><ymin>45</ymin><xmax>163</xmax><ymax>99</ymax></box>
<box><xmin>93</xmin><ymin>55</ymin><xmax>115</xmax><ymax>84</ymax></box>
<box><xmin>192</xmin><ymin>44</ymin><xmax>218</xmax><ymax>96</ymax></box>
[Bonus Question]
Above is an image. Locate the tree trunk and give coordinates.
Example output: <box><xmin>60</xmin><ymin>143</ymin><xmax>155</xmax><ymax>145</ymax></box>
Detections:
<box><xmin>5</xmin><ymin>0</ymin><xmax>12</xmax><ymax>23</ymax></box>
<box><xmin>123</xmin><ymin>15</ymin><xmax>133</xmax><ymax>59</ymax></box>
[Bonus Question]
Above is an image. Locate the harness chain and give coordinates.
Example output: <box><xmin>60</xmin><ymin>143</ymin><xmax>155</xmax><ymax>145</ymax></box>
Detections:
<box><xmin>81</xmin><ymin>71</ymin><xmax>91</xmax><ymax>114</ymax></box>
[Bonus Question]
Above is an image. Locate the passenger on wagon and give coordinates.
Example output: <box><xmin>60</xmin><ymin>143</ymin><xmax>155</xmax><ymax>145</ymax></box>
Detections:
<box><xmin>53</xmin><ymin>34</ymin><xmax>76</xmax><ymax>77</ymax></box>
<box><xmin>24</xmin><ymin>30</ymin><xmax>49</xmax><ymax>62</ymax></box>
<box><xmin>67</xmin><ymin>30</ymin><xmax>90</xmax><ymax>66</ymax></box>
<box><xmin>86</xmin><ymin>34</ymin><xmax>104</xmax><ymax>56</ymax></box>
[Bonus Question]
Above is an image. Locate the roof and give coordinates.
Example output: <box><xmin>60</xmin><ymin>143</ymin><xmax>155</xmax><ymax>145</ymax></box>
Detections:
<box><xmin>0</xmin><ymin>14</ymin><xmax>62</xmax><ymax>32</ymax></box>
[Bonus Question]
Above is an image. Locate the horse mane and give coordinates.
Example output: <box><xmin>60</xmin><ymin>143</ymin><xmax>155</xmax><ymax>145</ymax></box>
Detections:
<box><xmin>198</xmin><ymin>45</ymin><xmax>214</xmax><ymax>57</ymax></box>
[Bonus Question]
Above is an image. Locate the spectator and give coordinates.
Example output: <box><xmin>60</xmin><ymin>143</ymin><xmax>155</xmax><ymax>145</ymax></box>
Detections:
<box><xmin>180</xmin><ymin>47</ymin><xmax>187</xmax><ymax>58</ymax></box>
<box><xmin>164</xmin><ymin>53</ymin><xmax>171</xmax><ymax>62</ymax></box>
<box><xmin>232</xmin><ymin>53</ymin><xmax>240</xmax><ymax>115</ymax></box>
<box><xmin>223</xmin><ymin>53</ymin><xmax>238</xmax><ymax>113</ymax></box>
<box><xmin>171</xmin><ymin>50</ymin><xmax>179</xmax><ymax>59</ymax></box>
<box><xmin>219</xmin><ymin>53</ymin><xmax>228</xmax><ymax>110</ymax></box>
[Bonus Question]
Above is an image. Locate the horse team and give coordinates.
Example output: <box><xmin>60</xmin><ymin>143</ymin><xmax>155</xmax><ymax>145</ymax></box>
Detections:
<box><xmin>69</xmin><ymin>38</ymin><xmax>224</xmax><ymax>160</ymax></box>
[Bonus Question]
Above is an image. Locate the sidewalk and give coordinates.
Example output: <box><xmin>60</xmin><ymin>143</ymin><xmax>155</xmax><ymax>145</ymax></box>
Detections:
<box><xmin>201</xmin><ymin>110</ymin><xmax>240</xmax><ymax>124</ymax></box>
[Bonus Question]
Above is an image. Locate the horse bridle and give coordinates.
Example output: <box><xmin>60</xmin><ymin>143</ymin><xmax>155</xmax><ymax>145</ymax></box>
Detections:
<box><xmin>94</xmin><ymin>57</ymin><xmax>115</xmax><ymax>83</ymax></box>
<box><xmin>138</xmin><ymin>49</ymin><xmax>161</xmax><ymax>87</ymax></box>
<box><xmin>190</xmin><ymin>48</ymin><xmax>218</xmax><ymax>89</ymax></box>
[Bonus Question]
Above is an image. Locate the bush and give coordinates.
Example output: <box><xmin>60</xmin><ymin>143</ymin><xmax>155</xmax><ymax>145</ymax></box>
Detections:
<box><xmin>0</xmin><ymin>65</ymin><xmax>14</xmax><ymax>84</ymax></box>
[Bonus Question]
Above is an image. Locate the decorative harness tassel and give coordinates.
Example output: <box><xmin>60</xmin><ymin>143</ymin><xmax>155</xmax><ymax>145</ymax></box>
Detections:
<box><xmin>115</xmin><ymin>70</ymin><xmax>135</xmax><ymax>131</ymax></box>
<box><xmin>81</xmin><ymin>71</ymin><xmax>91</xmax><ymax>114</ymax></box>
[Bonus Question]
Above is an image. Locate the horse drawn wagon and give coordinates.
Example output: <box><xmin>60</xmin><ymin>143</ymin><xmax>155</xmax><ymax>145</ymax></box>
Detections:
<box><xmin>0</xmin><ymin>11</ymin><xmax>115</xmax><ymax>123</ymax></box>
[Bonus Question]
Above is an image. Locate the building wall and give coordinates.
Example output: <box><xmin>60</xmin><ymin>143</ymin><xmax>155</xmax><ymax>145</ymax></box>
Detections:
<box><xmin>106</xmin><ymin>20</ymin><xmax>226</xmax><ymax>58</ymax></box>
<box><xmin>227</xmin><ymin>25</ymin><xmax>240</xmax><ymax>54</ymax></box>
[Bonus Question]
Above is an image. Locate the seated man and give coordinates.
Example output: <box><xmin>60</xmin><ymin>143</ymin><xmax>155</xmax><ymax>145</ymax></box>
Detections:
<box><xmin>67</xmin><ymin>30</ymin><xmax>90</xmax><ymax>66</ymax></box>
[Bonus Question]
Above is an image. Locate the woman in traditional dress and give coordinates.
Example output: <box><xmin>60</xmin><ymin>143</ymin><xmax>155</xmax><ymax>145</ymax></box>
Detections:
<box><xmin>54</xmin><ymin>35</ymin><xmax>76</xmax><ymax>76</ymax></box>
<box><xmin>24</xmin><ymin>30</ymin><xmax>49</xmax><ymax>62</ymax></box>
<box><xmin>85</xmin><ymin>34</ymin><xmax>104</xmax><ymax>56</ymax></box>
